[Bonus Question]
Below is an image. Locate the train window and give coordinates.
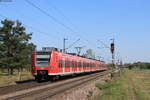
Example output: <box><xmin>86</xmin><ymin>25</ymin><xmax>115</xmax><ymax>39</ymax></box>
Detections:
<box><xmin>79</xmin><ymin>62</ymin><xmax>81</xmax><ymax>67</ymax></box>
<box><xmin>90</xmin><ymin>63</ymin><xmax>92</xmax><ymax>67</ymax></box>
<box><xmin>65</xmin><ymin>60</ymin><xmax>68</xmax><ymax>67</ymax></box>
<box><xmin>74</xmin><ymin>61</ymin><xmax>76</xmax><ymax>67</ymax></box>
<box><xmin>56</xmin><ymin>55</ymin><xmax>58</xmax><ymax>62</ymax></box>
<box><xmin>59</xmin><ymin>60</ymin><xmax>63</xmax><ymax>67</ymax></box>
<box><xmin>67</xmin><ymin>61</ymin><xmax>69</xmax><ymax>67</ymax></box>
<box><xmin>75</xmin><ymin>62</ymin><xmax>77</xmax><ymax>67</ymax></box>
<box><xmin>79</xmin><ymin>62</ymin><xmax>80</xmax><ymax>67</ymax></box>
<box><xmin>62</xmin><ymin>60</ymin><xmax>65</xmax><ymax>67</ymax></box>
<box><xmin>36</xmin><ymin>51</ymin><xmax>50</xmax><ymax>55</ymax></box>
<box><xmin>92</xmin><ymin>64</ymin><xmax>94</xmax><ymax>67</ymax></box>
<box><xmin>80</xmin><ymin>62</ymin><xmax>82</xmax><ymax>67</ymax></box>
<box><xmin>36</xmin><ymin>58</ymin><xmax>50</xmax><ymax>66</ymax></box>
<box><xmin>74</xmin><ymin>62</ymin><xmax>76</xmax><ymax>67</ymax></box>
<box><xmin>66</xmin><ymin>61</ymin><xmax>69</xmax><ymax>67</ymax></box>
<box><xmin>84</xmin><ymin>62</ymin><xmax>86</xmax><ymax>67</ymax></box>
<box><xmin>67</xmin><ymin>60</ymin><xmax>70</xmax><ymax>67</ymax></box>
<box><xmin>78</xmin><ymin>62</ymin><xmax>80</xmax><ymax>67</ymax></box>
<box><xmin>72</xmin><ymin>61</ymin><xmax>73</xmax><ymax>67</ymax></box>
<box><xmin>36</xmin><ymin>51</ymin><xmax>51</xmax><ymax>67</ymax></box>
<box><xmin>70</xmin><ymin>61</ymin><xmax>72</xmax><ymax>67</ymax></box>
<box><xmin>81</xmin><ymin>62</ymin><xmax>83</xmax><ymax>67</ymax></box>
<box><xmin>83</xmin><ymin>62</ymin><xmax>85</xmax><ymax>67</ymax></box>
<box><xmin>72</xmin><ymin>61</ymin><xmax>74</xmax><ymax>67</ymax></box>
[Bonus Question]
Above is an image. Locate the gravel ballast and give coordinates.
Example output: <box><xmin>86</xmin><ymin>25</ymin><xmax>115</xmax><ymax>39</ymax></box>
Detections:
<box><xmin>49</xmin><ymin>74</ymin><xmax>111</xmax><ymax>100</ymax></box>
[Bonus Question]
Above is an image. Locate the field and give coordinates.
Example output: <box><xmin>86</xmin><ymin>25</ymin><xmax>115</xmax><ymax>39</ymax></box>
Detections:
<box><xmin>94</xmin><ymin>69</ymin><xmax>150</xmax><ymax>100</ymax></box>
<box><xmin>0</xmin><ymin>69</ymin><xmax>34</xmax><ymax>87</ymax></box>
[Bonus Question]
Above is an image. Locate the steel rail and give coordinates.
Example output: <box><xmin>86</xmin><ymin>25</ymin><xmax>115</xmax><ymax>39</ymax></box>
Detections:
<box><xmin>1</xmin><ymin>71</ymin><xmax>111</xmax><ymax>100</ymax></box>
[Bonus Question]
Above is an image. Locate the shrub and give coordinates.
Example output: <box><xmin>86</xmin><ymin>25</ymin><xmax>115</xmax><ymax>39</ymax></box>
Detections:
<box><xmin>95</xmin><ymin>83</ymin><xmax>110</xmax><ymax>89</ymax></box>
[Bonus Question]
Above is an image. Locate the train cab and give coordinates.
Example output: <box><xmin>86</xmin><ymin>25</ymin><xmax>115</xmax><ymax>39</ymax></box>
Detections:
<box><xmin>32</xmin><ymin>51</ymin><xmax>51</xmax><ymax>81</ymax></box>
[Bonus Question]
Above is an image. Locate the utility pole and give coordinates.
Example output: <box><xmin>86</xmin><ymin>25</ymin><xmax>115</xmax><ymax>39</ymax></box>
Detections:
<box><xmin>110</xmin><ymin>38</ymin><xmax>115</xmax><ymax>69</ymax></box>
<box><xmin>63</xmin><ymin>38</ymin><xmax>68</xmax><ymax>53</ymax></box>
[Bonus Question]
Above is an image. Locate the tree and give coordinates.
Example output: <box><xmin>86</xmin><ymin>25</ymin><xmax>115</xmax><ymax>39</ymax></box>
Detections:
<box><xmin>85</xmin><ymin>49</ymin><xmax>95</xmax><ymax>59</ymax></box>
<box><xmin>0</xmin><ymin>19</ymin><xmax>35</xmax><ymax>75</ymax></box>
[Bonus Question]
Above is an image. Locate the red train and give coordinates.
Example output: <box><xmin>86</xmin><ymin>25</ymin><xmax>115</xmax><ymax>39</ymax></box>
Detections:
<box><xmin>32</xmin><ymin>48</ymin><xmax>108</xmax><ymax>81</ymax></box>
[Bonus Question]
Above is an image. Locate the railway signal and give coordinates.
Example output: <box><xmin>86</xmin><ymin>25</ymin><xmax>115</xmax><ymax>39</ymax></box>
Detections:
<box><xmin>110</xmin><ymin>38</ymin><xmax>115</xmax><ymax>68</ymax></box>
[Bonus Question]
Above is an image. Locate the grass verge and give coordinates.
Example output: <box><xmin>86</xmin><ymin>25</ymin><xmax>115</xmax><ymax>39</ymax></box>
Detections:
<box><xmin>94</xmin><ymin>69</ymin><xmax>150</xmax><ymax>100</ymax></box>
<box><xmin>0</xmin><ymin>71</ymin><xmax>33</xmax><ymax>87</ymax></box>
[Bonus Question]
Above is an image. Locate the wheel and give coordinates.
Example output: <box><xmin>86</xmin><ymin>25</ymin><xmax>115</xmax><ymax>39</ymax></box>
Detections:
<box><xmin>35</xmin><ymin>76</ymin><xmax>42</xmax><ymax>82</ymax></box>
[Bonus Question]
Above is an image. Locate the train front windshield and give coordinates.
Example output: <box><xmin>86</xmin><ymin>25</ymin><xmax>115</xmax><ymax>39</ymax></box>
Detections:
<box><xmin>36</xmin><ymin>51</ymin><xmax>51</xmax><ymax>67</ymax></box>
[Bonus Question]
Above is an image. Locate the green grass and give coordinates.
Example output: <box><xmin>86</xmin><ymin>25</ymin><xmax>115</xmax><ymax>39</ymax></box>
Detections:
<box><xmin>95</xmin><ymin>80</ymin><xmax>120</xmax><ymax>90</ymax></box>
<box><xmin>94</xmin><ymin>69</ymin><xmax>150</xmax><ymax>100</ymax></box>
<box><xmin>95</xmin><ymin>83</ymin><xmax>110</xmax><ymax>89</ymax></box>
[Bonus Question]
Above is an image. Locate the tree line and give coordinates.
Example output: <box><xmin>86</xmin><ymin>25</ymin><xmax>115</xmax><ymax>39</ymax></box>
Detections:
<box><xmin>0</xmin><ymin>19</ymin><xmax>36</xmax><ymax>75</ymax></box>
<box><xmin>127</xmin><ymin>62</ymin><xmax>150</xmax><ymax>69</ymax></box>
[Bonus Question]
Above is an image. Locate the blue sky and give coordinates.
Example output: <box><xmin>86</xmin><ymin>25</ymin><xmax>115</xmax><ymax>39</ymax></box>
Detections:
<box><xmin>0</xmin><ymin>0</ymin><xmax>150</xmax><ymax>63</ymax></box>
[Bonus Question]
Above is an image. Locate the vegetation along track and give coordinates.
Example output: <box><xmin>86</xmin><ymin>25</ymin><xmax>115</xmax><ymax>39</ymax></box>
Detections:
<box><xmin>0</xmin><ymin>71</ymin><xmax>111</xmax><ymax>100</ymax></box>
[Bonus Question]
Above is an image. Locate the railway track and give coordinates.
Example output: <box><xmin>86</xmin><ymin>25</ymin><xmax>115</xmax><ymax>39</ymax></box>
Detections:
<box><xmin>0</xmin><ymin>80</ymin><xmax>52</xmax><ymax>96</ymax></box>
<box><xmin>0</xmin><ymin>71</ymin><xmax>104</xmax><ymax>96</ymax></box>
<box><xmin>0</xmin><ymin>70</ymin><xmax>111</xmax><ymax>100</ymax></box>
<box><xmin>0</xmin><ymin>72</ymin><xmax>85</xmax><ymax>95</ymax></box>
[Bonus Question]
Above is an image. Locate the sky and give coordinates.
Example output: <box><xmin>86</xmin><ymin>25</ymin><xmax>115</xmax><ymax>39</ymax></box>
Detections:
<box><xmin>0</xmin><ymin>0</ymin><xmax>150</xmax><ymax>63</ymax></box>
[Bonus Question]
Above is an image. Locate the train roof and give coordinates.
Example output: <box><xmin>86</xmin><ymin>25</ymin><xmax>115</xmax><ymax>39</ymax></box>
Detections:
<box><xmin>36</xmin><ymin>47</ymin><xmax>105</xmax><ymax>64</ymax></box>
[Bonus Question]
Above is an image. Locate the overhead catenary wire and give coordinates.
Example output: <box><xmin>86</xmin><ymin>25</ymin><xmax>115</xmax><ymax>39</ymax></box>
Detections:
<box><xmin>24</xmin><ymin>0</ymin><xmax>97</xmax><ymax>47</ymax></box>
<box><xmin>0</xmin><ymin>14</ymin><xmax>58</xmax><ymax>45</ymax></box>
<box><xmin>0</xmin><ymin>1</ymin><xmax>122</xmax><ymax>63</ymax></box>
<box><xmin>44</xmin><ymin>1</ymin><xmax>99</xmax><ymax>49</ymax></box>
<box><xmin>66</xmin><ymin>38</ymin><xmax>80</xmax><ymax>50</ymax></box>
<box><xmin>97</xmin><ymin>40</ymin><xmax>110</xmax><ymax>49</ymax></box>
<box><xmin>41</xmin><ymin>1</ymin><xmax>110</xmax><ymax>57</ymax></box>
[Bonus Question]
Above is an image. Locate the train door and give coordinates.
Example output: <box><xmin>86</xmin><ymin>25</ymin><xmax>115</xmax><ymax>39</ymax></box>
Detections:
<box><xmin>62</xmin><ymin>58</ymin><xmax>65</xmax><ymax>73</ymax></box>
<box><xmin>77</xmin><ymin>60</ymin><xmax>79</xmax><ymax>72</ymax></box>
<box><xmin>70</xmin><ymin>59</ymin><xmax>72</xmax><ymax>73</ymax></box>
<box><xmin>77</xmin><ymin>59</ymin><xmax>81</xmax><ymax>72</ymax></box>
<box><xmin>54</xmin><ymin>53</ymin><xmax>59</xmax><ymax>73</ymax></box>
<box><xmin>81</xmin><ymin>60</ymin><xmax>84</xmax><ymax>72</ymax></box>
<box><xmin>58</xmin><ymin>57</ymin><xmax>65</xmax><ymax>73</ymax></box>
<box><xmin>65</xmin><ymin>58</ymin><xmax>70</xmax><ymax>72</ymax></box>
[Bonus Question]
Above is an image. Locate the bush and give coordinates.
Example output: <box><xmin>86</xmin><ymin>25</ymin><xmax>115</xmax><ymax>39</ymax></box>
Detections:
<box><xmin>95</xmin><ymin>83</ymin><xmax>110</xmax><ymax>89</ymax></box>
<box><xmin>95</xmin><ymin>81</ymin><xmax>120</xmax><ymax>90</ymax></box>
